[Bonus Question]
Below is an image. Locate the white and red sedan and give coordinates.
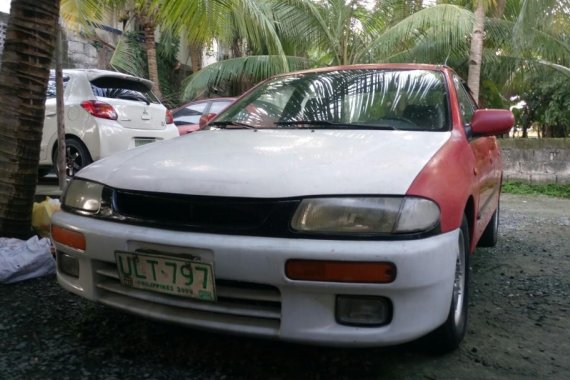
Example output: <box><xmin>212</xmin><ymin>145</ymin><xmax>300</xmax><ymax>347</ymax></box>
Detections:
<box><xmin>51</xmin><ymin>64</ymin><xmax>513</xmax><ymax>353</ymax></box>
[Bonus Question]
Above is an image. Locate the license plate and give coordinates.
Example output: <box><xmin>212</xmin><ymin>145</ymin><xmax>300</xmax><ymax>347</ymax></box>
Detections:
<box><xmin>134</xmin><ymin>138</ymin><xmax>156</xmax><ymax>147</ymax></box>
<box><xmin>115</xmin><ymin>251</ymin><xmax>216</xmax><ymax>301</ymax></box>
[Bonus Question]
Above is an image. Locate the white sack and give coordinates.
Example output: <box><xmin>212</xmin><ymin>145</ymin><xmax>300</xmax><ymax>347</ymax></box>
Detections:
<box><xmin>0</xmin><ymin>236</ymin><xmax>56</xmax><ymax>284</ymax></box>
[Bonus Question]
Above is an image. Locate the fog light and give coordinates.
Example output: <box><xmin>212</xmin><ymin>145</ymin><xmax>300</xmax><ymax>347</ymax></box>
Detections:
<box><xmin>336</xmin><ymin>295</ymin><xmax>392</xmax><ymax>326</ymax></box>
<box><xmin>58</xmin><ymin>252</ymin><xmax>79</xmax><ymax>278</ymax></box>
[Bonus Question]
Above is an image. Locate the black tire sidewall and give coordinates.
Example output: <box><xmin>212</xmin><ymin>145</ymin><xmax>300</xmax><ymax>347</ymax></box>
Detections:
<box><xmin>52</xmin><ymin>138</ymin><xmax>92</xmax><ymax>177</ymax></box>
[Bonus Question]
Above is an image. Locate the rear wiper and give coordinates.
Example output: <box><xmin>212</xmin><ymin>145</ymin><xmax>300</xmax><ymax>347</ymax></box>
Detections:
<box><xmin>208</xmin><ymin>121</ymin><xmax>257</xmax><ymax>129</ymax></box>
<box><xmin>274</xmin><ymin>120</ymin><xmax>395</xmax><ymax>130</ymax></box>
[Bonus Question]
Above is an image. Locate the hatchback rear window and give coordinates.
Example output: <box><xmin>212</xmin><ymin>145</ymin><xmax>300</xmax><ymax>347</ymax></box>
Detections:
<box><xmin>90</xmin><ymin>77</ymin><xmax>159</xmax><ymax>104</ymax></box>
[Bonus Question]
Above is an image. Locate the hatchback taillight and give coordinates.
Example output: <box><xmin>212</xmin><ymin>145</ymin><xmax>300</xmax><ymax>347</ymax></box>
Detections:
<box><xmin>165</xmin><ymin>109</ymin><xmax>174</xmax><ymax>124</ymax></box>
<box><xmin>81</xmin><ymin>100</ymin><xmax>118</xmax><ymax>120</ymax></box>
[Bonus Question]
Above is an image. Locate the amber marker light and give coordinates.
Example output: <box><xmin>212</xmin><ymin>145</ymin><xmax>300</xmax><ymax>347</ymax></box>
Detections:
<box><xmin>285</xmin><ymin>260</ymin><xmax>396</xmax><ymax>283</ymax></box>
<box><xmin>51</xmin><ymin>225</ymin><xmax>86</xmax><ymax>251</ymax></box>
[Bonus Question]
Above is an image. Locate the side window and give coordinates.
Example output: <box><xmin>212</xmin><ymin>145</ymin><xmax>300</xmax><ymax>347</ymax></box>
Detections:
<box><xmin>453</xmin><ymin>76</ymin><xmax>476</xmax><ymax>124</ymax></box>
<box><xmin>209</xmin><ymin>101</ymin><xmax>233</xmax><ymax>114</ymax></box>
<box><xmin>173</xmin><ymin>102</ymin><xmax>208</xmax><ymax>125</ymax></box>
<box><xmin>46</xmin><ymin>76</ymin><xmax>70</xmax><ymax>98</ymax></box>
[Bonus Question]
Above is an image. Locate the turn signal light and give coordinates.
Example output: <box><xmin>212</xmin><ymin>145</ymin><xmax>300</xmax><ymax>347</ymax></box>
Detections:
<box><xmin>51</xmin><ymin>225</ymin><xmax>86</xmax><ymax>251</ymax></box>
<box><xmin>285</xmin><ymin>260</ymin><xmax>396</xmax><ymax>283</ymax></box>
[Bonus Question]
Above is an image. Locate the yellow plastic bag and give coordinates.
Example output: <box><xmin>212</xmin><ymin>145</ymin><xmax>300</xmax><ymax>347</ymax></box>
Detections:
<box><xmin>32</xmin><ymin>197</ymin><xmax>61</xmax><ymax>237</ymax></box>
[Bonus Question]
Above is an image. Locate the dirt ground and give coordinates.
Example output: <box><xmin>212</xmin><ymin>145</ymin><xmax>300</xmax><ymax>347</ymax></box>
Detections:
<box><xmin>448</xmin><ymin>193</ymin><xmax>570</xmax><ymax>379</ymax></box>
<box><xmin>1</xmin><ymin>193</ymin><xmax>569</xmax><ymax>379</ymax></box>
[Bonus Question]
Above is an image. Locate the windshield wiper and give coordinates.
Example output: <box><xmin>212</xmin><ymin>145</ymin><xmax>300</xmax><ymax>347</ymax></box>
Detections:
<box><xmin>208</xmin><ymin>121</ymin><xmax>257</xmax><ymax>129</ymax></box>
<box><xmin>274</xmin><ymin>120</ymin><xmax>396</xmax><ymax>130</ymax></box>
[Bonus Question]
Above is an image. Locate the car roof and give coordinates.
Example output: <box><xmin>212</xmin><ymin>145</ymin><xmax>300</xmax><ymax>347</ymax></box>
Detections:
<box><xmin>173</xmin><ymin>97</ymin><xmax>237</xmax><ymax>112</ymax></box>
<box><xmin>271</xmin><ymin>63</ymin><xmax>451</xmax><ymax>78</ymax></box>
<box><xmin>52</xmin><ymin>69</ymin><xmax>154</xmax><ymax>91</ymax></box>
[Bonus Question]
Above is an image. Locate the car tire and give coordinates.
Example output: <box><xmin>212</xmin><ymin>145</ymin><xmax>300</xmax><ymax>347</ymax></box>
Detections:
<box><xmin>477</xmin><ymin>202</ymin><xmax>499</xmax><ymax>247</ymax></box>
<box><xmin>53</xmin><ymin>138</ymin><xmax>92</xmax><ymax>178</ymax></box>
<box><xmin>425</xmin><ymin>215</ymin><xmax>470</xmax><ymax>354</ymax></box>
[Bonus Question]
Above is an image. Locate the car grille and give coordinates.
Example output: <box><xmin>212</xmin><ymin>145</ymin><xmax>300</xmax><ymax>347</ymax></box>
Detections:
<box><xmin>111</xmin><ymin>189</ymin><xmax>300</xmax><ymax>237</ymax></box>
<box><xmin>94</xmin><ymin>261</ymin><xmax>282</xmax><ymax>336</ymax></box>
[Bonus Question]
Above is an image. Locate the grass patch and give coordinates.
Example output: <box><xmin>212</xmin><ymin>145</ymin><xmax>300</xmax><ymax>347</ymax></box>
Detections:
<box><xmin>502</xmin><ymin>182</ymin><xmax>570</xmax><ymax>198</ymax></box>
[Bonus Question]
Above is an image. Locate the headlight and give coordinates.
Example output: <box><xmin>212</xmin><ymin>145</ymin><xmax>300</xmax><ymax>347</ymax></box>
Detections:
<box><xmin>63</xmin><ymin>179</ymin><xmax>104</xmax><ymax>213</ymax></box>
<box><xmin>291</xmin><ymin>197</ymin><xmax>439</xmax><ymax>234</ymax></box>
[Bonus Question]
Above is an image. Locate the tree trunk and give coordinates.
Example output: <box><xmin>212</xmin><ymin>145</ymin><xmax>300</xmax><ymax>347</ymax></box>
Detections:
<box><xmin>467</xmin><ymin>0</ymin><xmax>485</xmax><ymax>104</ymax></box>
<box><xmin>414</xmin><ymin>0</ymin><xmax>423</xmax><ymax>13</ymax></box>
<box><xmin>189</xmin><ymin>42</ymin><xmax>203</xmax><ymax>74</ymax></box>
<box><xmin>0</xmin><ymin>0</ymin><xmax>60</xmax><ymax>239</ymax></box>
<box><xmin>522</xmin><ymin>108</ymin><xmax>532</xmax><ymax>138</ymax></box>
<box><xmin>493</xmin><ymin>0</ymin><xmax>507</xmax><ymax>18</ymax></box>
<box><xmin>232</xmin><ymin>37</ymin><xmax>243</xmax><ymax>58</ymax></box>
<box><xmin>144</xmin><ymin>21</ymin><xmax>162</xmax><ymax>100</ymax></box>
<box><xmin>56</xmin><ymin>22</ymin><xmax>67</xmax><ymax>190</ymax></box>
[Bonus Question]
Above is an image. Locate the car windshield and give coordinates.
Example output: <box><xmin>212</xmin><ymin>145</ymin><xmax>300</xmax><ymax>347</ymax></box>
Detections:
<box><xmin>212</xmin><ymin>69</ymin><xmax>450</xmax><ymax>131</ymax></box>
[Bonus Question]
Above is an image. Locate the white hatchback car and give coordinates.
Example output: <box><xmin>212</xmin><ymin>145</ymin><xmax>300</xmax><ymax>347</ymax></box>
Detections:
<box><xmin>39</xmin><ymin>69</ymin><xmax>179</xmax><ymax>176</ymax></box>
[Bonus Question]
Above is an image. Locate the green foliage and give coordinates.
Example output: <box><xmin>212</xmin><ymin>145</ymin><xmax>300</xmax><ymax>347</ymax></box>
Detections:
<box><xmin>156</xmin><ymin>0</ymin><xmax>570</xmax><ymax>106</ymax></box>
<box><xmin>502</xmin><ymin>182</ymin><xmax>570</xmax><ymax>199</ymax></box>
<box><xmin>156</xmin><ymin>30</ymin><xmax>182</xmax><ymax>108</ymax></box>
<box><xmin>110</xmin><ymin>31</ymin><xmax>147</xmax><ymax>78</ymax></box>
<box><xmin>110</xmin><ymin>31</ymin><xmax>182</xmax><ymax>108</ymax></box>
<box><xmin>182</xmin><ymin>55</ymin><xmax>310</xmax><ymax>100</ymax></box>
<box><xmin>517</xmin><ymin>73</ymin><xmax>570</xmax><ymax>137</ymax></box>
<box><xmin>479</xmin><ymin>79</ymin><xmax>506</xmax><ymax>108</ymax></box>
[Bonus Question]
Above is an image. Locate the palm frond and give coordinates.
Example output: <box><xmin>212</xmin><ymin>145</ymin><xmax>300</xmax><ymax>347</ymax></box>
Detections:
<box><xmin>60</xmin><ymin>0</ymin><xmax>106</xmax><ymax>31</ymax></box>
<box><xmin>362</xmin><ymin>4</ymin><xmax>475</xmax><ymax>63</ymax></box>
<box><xmin>181</xmin><ymin>55</ymin><xmax>310</xmax><ymax>100</ymax></box>
<box><xmin>109</xmin><ymin>34</ymin><xmax>147</xmax><ymax>78</ymax></box>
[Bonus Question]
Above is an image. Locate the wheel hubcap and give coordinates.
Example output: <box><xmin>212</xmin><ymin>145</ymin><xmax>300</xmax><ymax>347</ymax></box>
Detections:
<box><xmin>66</xmin><ymin>146</ymin><xmax>82</xmax><ymax>177</ymax></box>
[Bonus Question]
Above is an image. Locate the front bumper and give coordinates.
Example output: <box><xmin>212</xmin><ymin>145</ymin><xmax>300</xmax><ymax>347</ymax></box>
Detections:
<box><xmin>52</xmin><ymin>211</ymin><xmax>459</xmax><ymax>347</ymax></box>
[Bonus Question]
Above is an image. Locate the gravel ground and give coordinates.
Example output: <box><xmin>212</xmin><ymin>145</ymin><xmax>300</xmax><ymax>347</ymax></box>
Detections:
<box><xmin>1</xmin><ymin>193</ymin><xmax>569</xmax><ymax>379</ymax></box>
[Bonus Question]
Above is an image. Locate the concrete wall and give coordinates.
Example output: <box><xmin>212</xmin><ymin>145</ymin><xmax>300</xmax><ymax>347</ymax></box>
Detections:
<box><xmin>499</xmin><ymin>139</ymin><xmax>570</xmax><ymax>184</ymax></box>
<box><xmin>0</xmin><ymin>11</ymin><xmax>118</xmax><ymax>69</ymax></box>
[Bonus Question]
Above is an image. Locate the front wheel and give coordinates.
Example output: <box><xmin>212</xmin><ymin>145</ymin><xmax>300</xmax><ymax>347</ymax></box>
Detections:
<box><xmin>426</xmin><ymin>215</ymin><xmax>470</xmax><ymax>354</ymax></box>
<box><xmin>53</xmin><ymin>138</ymin><xmax>92</xmax><ymax>178</ymax></box>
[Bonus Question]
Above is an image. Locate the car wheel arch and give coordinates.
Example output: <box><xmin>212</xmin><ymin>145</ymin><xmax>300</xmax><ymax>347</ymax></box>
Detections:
<box><xmin>51</xmin><ymin>135</ymin><xmax>93</xmax><ymax>166</ymax></box>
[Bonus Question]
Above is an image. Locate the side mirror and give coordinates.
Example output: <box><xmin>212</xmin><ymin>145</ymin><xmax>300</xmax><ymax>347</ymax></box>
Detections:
<box><xmin>471</xmin><ymin>109</ymin><xmax>514</xmax><ymax>136</ymax></box>
<box><xmin>198</xmin><ymin>113</ymin><xmax>217</xmax><ymax>129</ymax></box>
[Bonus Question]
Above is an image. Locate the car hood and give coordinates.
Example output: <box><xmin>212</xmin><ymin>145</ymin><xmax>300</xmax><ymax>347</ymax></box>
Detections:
<box><xmin>78</xmin><ymin>129</ymin><xmax>451</xmax><ymax>198</ymax></box>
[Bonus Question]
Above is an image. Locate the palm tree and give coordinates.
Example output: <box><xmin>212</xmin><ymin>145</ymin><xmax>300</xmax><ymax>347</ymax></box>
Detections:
<box><xmin>172</xmin><ymin>0</ymin><xmax>569</xmax><ymax>103</ymax></box>
<box><xmin>139</xmin><ymin>0</ymin><xmax>162</xmax><ymax>99</ymax></box>
<box><xmin>177</xmin><ymin>0</ymin><xmax>392</xmax><ymax>98</ymax></box>
<box><xmin>467</xmin><ymin>0</ymin><xmax>486</xmax><ymax>102</ymax></box>
<box><xmin>0</xmin><ymin>0</ymin><xmax>60</xmax><ymax>238</ymax></box>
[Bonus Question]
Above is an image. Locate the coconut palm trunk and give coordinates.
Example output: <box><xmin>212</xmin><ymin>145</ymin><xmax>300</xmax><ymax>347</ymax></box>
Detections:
<box><xmin>467</xmin><ymin>0</ymin><xmax>485</xmax><ymax>103</ymax></box>
<box><xmin>144</xmin><ymin>20</ymin><xmax>162</xmax><ymax>100</ymax></box>
<box><xmin>494</xmin><ymin>0</ymin><xmax>506</xmax><ymax>18</ymax></box>
<box><xmin>189</xmin><ymin>42</ymin><xmax>203</xmax><ymax>74</ymax></box>
<box><xmin>0</xmin><ymin>0</ymin><xmax>60</xmax><ymax>239</ymax></box>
